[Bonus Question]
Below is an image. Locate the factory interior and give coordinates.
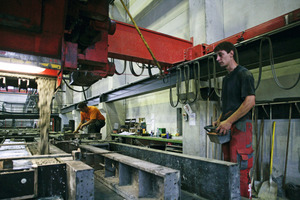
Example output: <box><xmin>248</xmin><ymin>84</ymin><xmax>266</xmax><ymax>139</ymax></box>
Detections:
<box><xmin>0</xmin><ymin>0</ymin><xmax>300</xmax><ymax>199</ymax></box>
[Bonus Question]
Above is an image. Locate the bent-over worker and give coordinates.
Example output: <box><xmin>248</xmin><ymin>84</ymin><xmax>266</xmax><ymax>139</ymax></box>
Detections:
<box><xmin>213</xmin><ymin>41</ymin><xmax>255</xmax><ymax>198</ymax></box>
<box><xmin>73</xmin><ymin>102</ymin><xmax>105</xmax><ymax>134</ymax></box>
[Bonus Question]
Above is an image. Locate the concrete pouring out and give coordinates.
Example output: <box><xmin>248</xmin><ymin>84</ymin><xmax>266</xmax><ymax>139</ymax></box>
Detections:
<box><xmin>36</xmin><ymin>78</ymin><xmax>56</xmax><ymax>155</ymax></box>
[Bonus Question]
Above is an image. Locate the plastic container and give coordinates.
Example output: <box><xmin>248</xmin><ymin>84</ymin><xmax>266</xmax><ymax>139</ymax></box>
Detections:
<box><xmin>204</xmin><ymin>125</ymin><xmax>231</xmax><ymax>144</ymax></box>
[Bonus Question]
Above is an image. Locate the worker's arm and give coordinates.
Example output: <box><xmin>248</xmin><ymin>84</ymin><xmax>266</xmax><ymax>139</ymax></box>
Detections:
<box><xmin>73</xmin><ymin>121</ymin><xmax>84</xmax><ymax>133</ymax></box>
<box><xmin>217</xmin><ymin>95</ymin><xmax>255</xmax><ymax>134</ymax></box>
<box><xmin>79</xmin><ymin>119</ymin><xmax>96</xmax><ymax>130</ymax></box>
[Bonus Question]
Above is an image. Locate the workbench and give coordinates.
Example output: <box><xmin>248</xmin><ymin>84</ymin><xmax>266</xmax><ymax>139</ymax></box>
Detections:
<box><xmin>111</xmin><ymin>134</ymin><xmax>183</xmax><ymax>153</ymax></box>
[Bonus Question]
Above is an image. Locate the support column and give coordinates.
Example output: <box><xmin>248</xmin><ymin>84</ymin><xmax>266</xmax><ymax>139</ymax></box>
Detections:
<box><xmin>189</xmin><ymin>0</ymin><xmax>224</xmax><ymax>45</ymax></box>
<box><xmin>103</xmin><ymin>101</ymin><xmax>126</xmax><ymax>140</ymax></box>
<box><xmin>66</xmin><ymin>161</ymin><xmax>94</xmax><ymax>200</ymax></box>
<box><xmin>189</xmin><ymin>0</ymin><xmax>206</xmax><ymax>45</ymax></box>
<box><xmin>205</xmin><ymin>0</ymin><xmax>225</xmax><ymax>44</ymax></box>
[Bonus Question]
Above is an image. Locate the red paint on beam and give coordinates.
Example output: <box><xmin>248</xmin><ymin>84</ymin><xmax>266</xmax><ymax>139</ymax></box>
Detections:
<box><xmin>188</xmin><ymin>8</ymin><xmax>300</xmax><ymax>59</ymax></box>
<box><xmin>108</xmin><ymin>21</ymin><xmax>193</xmax><ymax>66</ymax></box>
<box><xmin>0</xmin><ymin>0</ymin><xmax>67</xmax><ymax>58</ymax></box>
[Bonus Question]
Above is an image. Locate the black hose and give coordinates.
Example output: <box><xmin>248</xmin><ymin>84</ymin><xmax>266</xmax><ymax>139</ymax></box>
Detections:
<box><xmin>183</xmin><ymin>65</ymin><xmax>190</xmax><ymax>103</ymax></box>
<box><xmin>177</xmin><ymin>67</ymin><xmax>187</xmax><ymax>104</ymax></box>
<box><xmin>147</xmin><ymin>64</ymin><xmax>153</xmax><ymax>77</ymax></box>
<box><xmin>207</xmin><ymin>56</ymin><xmax>213</xmax><ymax>98</ymax></box>
<box><xmin>115</xmin><ymin>59</ymin><xmax>127</xmax><ymax>75</ymax></box>
<box><xmin>130</xmin><ymin>62</ymin><xmax>145</xmax><ymax>76</ymax></box>
<box><xmin>62</xmin><ymin>78</ymin><xmax>91</xmax><ymax>92</ymax></box>
<box><xmin>258</xmin><ymin>37</ymin><xmax>300</xmax><ymax>90</ymax></box>
<box><xmin>255</xmin><ymin>39</ymin><xmax>264</xmax><ymax>90</ymax></box>
<box><xmin>234</xmin><ymin>48</ymin><xmax>239</xmax><ymax>65</ymax></box>
<box><xmin>82</xmin><ymin>86</ymin><xmax>87</xmax><ymax>101</ymax></box>
<box><xmin>212</xmin><ymin>56</ymin><xmax>221</xmax><ymax>97</ymax></box>
<box><xmin>187</xmin><ymin>61</ymin><xmax>200</xmax><ymax>103</ymax></box>
<box><xmin>169</xmin><ymin>69</ymin><xmax>179</xmax><ymax>107</ymax></box>
<box><xmin>268</xmin><ymin>37</ymin><xmax>300</xmax><ymax>90</ymax></box>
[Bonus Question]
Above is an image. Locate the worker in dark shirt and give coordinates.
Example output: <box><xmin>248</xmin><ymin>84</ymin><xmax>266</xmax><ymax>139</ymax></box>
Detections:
<box><xmin>73</xmin><ymin>102</ymin><xmax>105</xmax><ymax>134</ymax></box>
<box><xmin>213</xmin><ymin>41</ymin><xmax>255</xmax><ymax>198</ymax></box>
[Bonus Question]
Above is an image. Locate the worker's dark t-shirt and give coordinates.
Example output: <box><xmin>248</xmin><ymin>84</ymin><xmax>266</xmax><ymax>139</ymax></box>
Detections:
<box><xmin>221</xmin><ymin>65</ymin><xmax>255</xmax><ymax>121</ymax></box>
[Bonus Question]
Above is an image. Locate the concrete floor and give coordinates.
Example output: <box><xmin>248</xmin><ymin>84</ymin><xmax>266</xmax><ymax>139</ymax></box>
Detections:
<box><xmin>94</xmin><ymin>179</ymin><xmax>124</xmax><ymax>200</ymax></box>
<box><xmin>94</xmin><ymin>180</ymin><xmax>207</xmax><ymax>200</ymax></box>
<box><xmin>94</xmin><ymin>182</ymin><xmax>289</xmax><ymax>200</ymax></box>
<box><xmin>94</xmin><ymin>178</ymin><xmax>209</xmax><ymax>200</ymax></box>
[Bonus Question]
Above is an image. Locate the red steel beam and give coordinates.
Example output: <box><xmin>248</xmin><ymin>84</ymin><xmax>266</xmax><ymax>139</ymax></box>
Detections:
<box><xmin>186</xmin><ymin>8</ymin><xmax>300</xmax><ymax>60</ymax></box>
<box><xmin>0</xmin><ymin>0</ymin><xmax>67</xmax><ymax>58</ymax></box>
<box><xmin>108</xmin><ymin>21</ymin><xmax>193</xmax><ymax>67</ymax></box>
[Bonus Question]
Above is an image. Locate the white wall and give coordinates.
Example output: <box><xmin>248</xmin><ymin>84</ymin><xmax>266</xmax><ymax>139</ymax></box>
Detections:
<box><xmin>223</xmin><ymin>0</ymin><xmax>300</xmax><ymax>38</ymax></box>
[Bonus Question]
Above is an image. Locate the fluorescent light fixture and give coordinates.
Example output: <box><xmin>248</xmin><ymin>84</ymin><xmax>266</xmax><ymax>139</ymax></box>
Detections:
<box><xmin>0</xmin><ymin>62</ymin><xmax>46</xmax><ymax>73</ymax></box>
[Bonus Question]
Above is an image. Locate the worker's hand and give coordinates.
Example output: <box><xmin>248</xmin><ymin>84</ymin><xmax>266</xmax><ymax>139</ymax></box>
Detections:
<box><xmin>216</xmin><ymin>120</ymin><xmax>232</xmax><ymax>135</ymax></box>
<box><xmin>79</xmin><ymin>124</ymin><xmax>85</xmax><ymax>130</ymax></box>
<box><xmin>212</xmin><ymin>120</ymin><xmax>220</xmax><ymax>127</ymax></box>
<box><xmin>73</xmin><ymin>130</ymin><xmax>79</xmax><ymax>134</ymax></box>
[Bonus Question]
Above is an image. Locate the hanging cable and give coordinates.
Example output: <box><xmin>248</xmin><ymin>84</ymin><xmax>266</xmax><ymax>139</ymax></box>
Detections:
<box><xmin>114</xmin><ymin>59</ymin><xmax>127</xmax><ymax>75</ymax></box>
<box><xmin>130</xmin><ymin>62</ymin><xmax>145</xmax><ymax>76</ymax></box>
<box><xmin>183</xmin><ymin>64</ymin><xmax>190</xmax><ymax>103</ymax></box>
<box><xmin>206</xmin><ymin>56</ymin><xmax>213</xmax><ymax>99</ymax></box>
<box><xmin>255</xmin><ymin>39</ymin><xmax>264</xmax><ymax>90</ymax></box>
<box><xmin>147</xmin><ymin>64</ymin><xmax>154</xmax><ymax>77</ymax></box>
<box><xmin>186</xmin><ymin>63</ymin><xmax>198</xmax><ymax>103</ymax></box>
<box><xmin>268</xmin><ymin>37</ymin><xmax>300</xmax><ymax>90</ymax></box>
<box><xmin>62</xmin><ymin>78</ymin><xmax>91</xmax><ymax>92</ymax></box>
<box><xmin>177</xmin><ymin>66</ymin><xmax>187</xmax><ymax>104</ymax></box>
<box><xmin>82</xmin><ymin>86</ymin><xmax>87</xmax><ymax>101</ymax></box>
<box><xmin>234</xmin><ymin>48</ymin><xmax>239</xmax><ymax>65</ymax></box>
<box><xmin>258</xmin><ymin>37</ymin><xmax>300</xmax><ymax>90</ymax></box>
<box><xmin>211</xmin><ymin>56</ymin><xmax>221</xmax><ymax>97</ymax></box>
<box><xmin>169</xmin><ymin>69</ymin><xmax>179</xmax><ymax>107</ymax></box>
<box><xmin>187</xmin><ymin>61</ymin><xmax>200</xmax><ymax>103</ymax></box>
<box><xmin>176</xmin><ymin>67</ymin><xmax>186</xmax><ymax>104</ymax></box>
<box><xmin>195</xmin><ymin>61</ymin><xmax>201</xmax><ymax>98</ymax></box>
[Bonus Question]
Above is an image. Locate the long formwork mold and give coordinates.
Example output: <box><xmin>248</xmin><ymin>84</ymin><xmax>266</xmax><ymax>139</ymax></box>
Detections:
<box><xmin>0</xmin><ymin>141</ymin><xmax>94</xmax><ymax>200</ymax></box>
<box><xmin>65</xmin><ymin>160</ymin><xmax>94</xmax><ymax>200</ymax></box>
<box><xmin>79</xmin><ymin>144</ymin><xmax>181</xmax><ymax>200</ymax></box>
<box><xmin>109</xmin><ymin>143</ymin><xmax>240</xmax><ymax>200</ymax></box>
<box><xmin>52</xmin><ymin>144</ymin><xmax>95</xmax><ymax>200</ymax></box>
